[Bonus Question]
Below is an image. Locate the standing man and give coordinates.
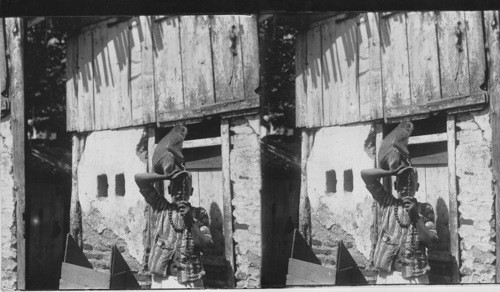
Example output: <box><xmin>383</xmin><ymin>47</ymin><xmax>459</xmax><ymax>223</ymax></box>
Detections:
<box><xmin>135</xmin><ymin>126</ymin><xmax>214</xmax><ymax>288</ymax></box>
<box><xmin>361</xmin><ymin>165</ymin><xmax>438</xmax><ymax>284</ymax></box>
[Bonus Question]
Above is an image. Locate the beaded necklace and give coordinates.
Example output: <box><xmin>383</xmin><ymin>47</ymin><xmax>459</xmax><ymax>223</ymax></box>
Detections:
<box><xmin>168</xmin><ymin>176</ymin><xmax>189</xmax><ymax>233</ymax></box>
<box><xmin>394</xmin><ymin>164</ymin><xmax>417</xmax><ymax>256</ymax></box>
<box><xmin>168</xmin><ymin>208</ymin><xmax>185</xmax><ymax>233</ymax></box>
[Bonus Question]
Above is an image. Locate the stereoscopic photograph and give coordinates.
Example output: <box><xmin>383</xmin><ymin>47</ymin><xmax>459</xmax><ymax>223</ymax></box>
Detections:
<box><xmin>1</xmin><ymin>2</ymin><xmax>500</xmax><ymax>290</ymax></box>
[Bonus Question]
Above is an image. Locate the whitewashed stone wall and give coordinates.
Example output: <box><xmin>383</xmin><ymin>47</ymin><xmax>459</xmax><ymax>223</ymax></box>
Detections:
<box><xmin>230</xmin><ymin>115</ymin><xmax>262</xmax><ymax>288</ymax></box>
<box><xmin>1</xmin><ymin>118</ymin><xmax>17</xmax><ymax>290</ymax></box>
<box><xmin>306</xmin><ymin>123</ymin><xmax>376</xmax><ymax>269</ymax></box>
<box><xmin>76</xmin><ymin>127</ymin><xmax>148</xmax><ymax>281</ymax></box>
<box><xmin>456</xmin><ymin>109</ymin><xmax>496</xmax><ymax>283</ymax></box>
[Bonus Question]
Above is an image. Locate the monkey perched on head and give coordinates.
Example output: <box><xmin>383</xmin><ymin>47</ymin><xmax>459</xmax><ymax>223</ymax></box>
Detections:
<box><xmin>378</xmin><ymin>121</ymin><xmax>414</xmax><ymax>171</ymax></box>
<box><xmin>152</xmin><ymin>124</ymin><xmax>188</xmax><ymax>179</ymax></box>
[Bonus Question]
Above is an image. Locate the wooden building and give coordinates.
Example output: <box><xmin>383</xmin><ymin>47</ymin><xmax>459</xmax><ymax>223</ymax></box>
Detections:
<box><xmin>294</xmin><ymin>11</ymin><xmax>500</xmax><ymax>284</ymax></box>
<box><xmin>61</xmin><ymin>15</ymin><xmax>299</xmax><ymax>289</ymax></box>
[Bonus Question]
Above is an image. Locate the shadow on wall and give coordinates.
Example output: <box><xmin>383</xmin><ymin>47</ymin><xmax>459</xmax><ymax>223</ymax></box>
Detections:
<box><xmin>428</xmin><ymin>197</ymin><xmax>456</xmax><ymax>284</ymax></box>
<box><xmin>303</xmin><ymin>12</ymin><xmax>384</xmax><ymax>91</ymax></box>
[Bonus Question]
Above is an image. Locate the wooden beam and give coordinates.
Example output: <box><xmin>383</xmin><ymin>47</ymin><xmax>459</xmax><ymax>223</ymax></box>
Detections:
<box><xmin>69</xmin><ymin>134</ymin><xmax>83</xmax><ymax>248</ymax></box>
<box><xmin>299</xmin><ymin>129</ymin><xmax>311</xmax><ymax>245</ymax></box>
<box><xmin>484</xmin><ymin>10</ymin><xmax>500</xmax><ymax>284</ymax></box>
<box><xmin>373</xmin><ymin>123</ymin><xmax>383</xmax><ymax>255</ymax></box>
<box><xmin>220</xmin><ymin>119</ymin><xmax>235</xmax><ymax>287</ymax></box>
<box><xmin>447</xmin><ymin>114</ymin><xmax>460</xmax><ymax>284</ymax></box>
<box><xmin>408</xmin><ymin>133</ymin><xmax>447</xmax><ymax>145</ymax></box>
<box><xmin>6</xmin><ymin>18</ymin><xmax>26</xmax><ymax>290</ymax></box>
<box><xmin>156</xmin><ymin>98</ymin><xmax>259</xmax><ymax>124</ymax></box>
<box><xmin>0</xmin><ymin>20</ymin><xmax>6</xmax><ymax>98</ymax></box>
<box><xmin>183</xmin><ymin>137</ymin><xmax>222</xmax><ymax>149</ymax></box>
<box><xmin>385</xmin><ymin>92</ymin><xmax>488</xmax><ymax>118</ymax></box>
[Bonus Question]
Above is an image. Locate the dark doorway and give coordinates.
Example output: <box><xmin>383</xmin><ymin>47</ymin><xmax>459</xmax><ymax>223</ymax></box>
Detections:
<box><xmin>24</xmin><ymin>18</ymin><xmax>72</xmax><ymax>290</ymax></box>
<box><xmin>26</xmin><ymin>148</ymin><xmax>71</xmax><ymax>290</ymax></box>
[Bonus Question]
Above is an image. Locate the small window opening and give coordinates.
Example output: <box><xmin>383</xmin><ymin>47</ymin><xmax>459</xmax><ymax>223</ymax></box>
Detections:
<box><xmin>344</xmin><ymin>169</ymin><xmax>353</xmax><ymax>192</ymax></box>
<box><xmin>97</xmin><ymin>174</ymin><xmax>108</xmax><ymax>197</ymax></box>
<box><xmin>326</xmin><ymin>170</ymin><xmax>337</xmax><ymax>193</ymax></box>
<box><xmin>115</xmin><ymin>173</ymin><xmax>125</xmax><ymax>196</ymax></box>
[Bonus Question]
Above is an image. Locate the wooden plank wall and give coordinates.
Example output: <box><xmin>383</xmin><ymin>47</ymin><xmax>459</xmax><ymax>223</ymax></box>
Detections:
<box><xmin>296</xmin><ymin>11</ymin><xmax>488</xmax><ymax>128</ymax></box>
<box><xmin>66</xmin><ymin>15</ymin><xmax>260</xmax><ymax>132</ymax></box>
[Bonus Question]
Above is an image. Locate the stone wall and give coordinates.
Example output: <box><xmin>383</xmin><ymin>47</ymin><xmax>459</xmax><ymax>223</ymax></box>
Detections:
<box><xmin>230</xmin><ymin>115</ymin><xmax>262</xmax><ymax>288</ymax></box>
<box><xmin>456</xmin><ymin>109</ymin><xmax>496</xmax><ymax>283</ymax></box>
<box><xmin>305</xmin><ymin>123</ymin><xmax>377</xmax><ymax>279</ymax></box>
<box><xmin>76</xmin><ymin>127</ymin><xmax>149</xmax><ymax>286</ymax></box>
<box><xmin>1</xmin><ymin>117</ymin><xmax>17</xmax><ymax>290</ymax></box>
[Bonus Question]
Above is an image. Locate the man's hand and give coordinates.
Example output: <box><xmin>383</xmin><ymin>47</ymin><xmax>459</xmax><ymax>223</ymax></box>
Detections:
<box><xmin>177</xmin><ymin>201</ymin><xmax>194</xmax><ymax>227</ymax></box>
<box><xmin>402</xmin><ymin>197</ymin><xmax>419</xmax><ymax>222</ymax></box>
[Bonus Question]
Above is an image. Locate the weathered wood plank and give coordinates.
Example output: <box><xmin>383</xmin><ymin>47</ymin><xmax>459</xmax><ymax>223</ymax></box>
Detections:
<box><xmin>190</xmin><ymin>171</ymin><xmax>200</xmax><ymax>207</ymax></box>
<box><xmin>408</xmin><ymin>133</ymin><xmax>447</xmax><ymax>145</ymax></box>
<box><xmin>211</xmin><ymin>15</ymin><xmax>244</xmax><ymax>102</ymax></box>
<box><xmin>92</xmin><ymin>22</ymin><xmax>109</xmax><ymax>130</ymax></box>
<box><xmin>180</xmin><ymin>15</ymin><xmax>214</xmax><ymax>108</ymax></box>
<box><xmin>130</xmin><ymin>17</ymin><xmax>143</xmax><ymax>125</ymax></box>
<box><xmin>6</xmin><ymin>18</ymin><xmax>26</xmax><ymax>289</ymax></box>
<box><xmin>153</xmin><ymin>16</ymin><xmax>184</xmax><ymax>123</ymax></box>
<box><xmin>287</xmin><ymin>258</ymin><xmax>335</xmax><ymax>284</ymax></box>
<box><xmin>156</xmin><ymin>97</ymin><xmax>259</xmax><ymax>122</ymax></box>
<box><xmin>299</xmin><ymin>131</ymin><xmax>311</xmax><ymax>245</ymax></box>
<box><xmin>358</xmin><ymin>13</ymin><xmax>383</xmax><ymax>122</ymax></box>
<box><xmin>59</xmin><ymin>278</ymin><xmax>89</xmax><ymax>289</ymax></box>
<box><xmin>338</xmin><ymin>17</ymin><xmax>359</xmax><ymax>124</ymax></box>
<box><xmin>358</xmin><ymin>14</ymin><xmax>371</xmax><ymax>122</ymax></box>
<box><xmin>437</xmin><ymin>11</ymin><xmax>470</xmax><ymax>98</ymax></box>
<box><xmin>414</xmin><ymin>167</ymin><xmax>427</xmax><ymax>205</ymax></box>
<box><xmin>305</xmin><ymin>26</ymin><xmax>323</xmax><ymax>127</ymax></box>
<box><xmin>321</xmin><ymin>18</ymin><xmax>338</xmax><ymax>126</ymax></box>
<box><xmin>384</xmin><ymin>92</ymin><xmax>488</xmax><ymax>118</ymax></box>
<box><xmin>367</xmin><ymin>13</ymin><xmax>383</xmax><ymax>121</ymax></box>
<box><xmin>60</xmin><ymin>263</ymin><xmax>110</xmax><ymax>288</ymax></box>
<box><xmin>77</xmin><ymin>29</ymin><xmax>95</xmax><ymax>131</ymax></box>
<box><xmin>107</xmin><ymin>22</ymin><xmax>131</xmax><ymax>129</ymax></box>
<box><xmin>286</xmin><ymin>274</ymin><xmax>317</xmax><ymax>286</ymax></box>
<box><xmin>380</xmin><ymin>13</ymin><xmax>411</xmax><ymax>116</ymax></box>
<box><xmin>184</xmin><ymin>137</ymin><xmax>222</xmax><ymax>148</ymax></box>
<box><xmin>447</xmin><ymin>114</ymin><xmax>460</xmax><ymax>284</ymax></box>
<box><xmin>139</xmin><ymin>16</ymin><xmax>155</xmax><ymax>125</ymax></box>
<box><xmin>221</xmin><ymin>119</ymin><xmax>235</xmax><ymax>287</ymax></box>
<box><xmin>295</xmin><ymin>32</ymin><xmax>308</xmax><ymax>128</ymax></box>
<box><xmin>65</xmin><ymin>36</ymin><xmax>79</xmax><ymax>132</ymax></box>
<box><xmin>484</xmin><ymin>10</ymin><xmax>500</xmax><ymax>283</ymax></box>
<box><xmin>239</xmin><ymin>15</ymin><xmax>260</xmax><ymax>101</ymax></box>
<box><xmin>130</xmin><ymin>17</ymin><xmax>155</xmax><ymax>126</ymax></box>
<box><xmin>464</xmin><ymin>11</ymin><xmax>486</xmax><ymax>94</ymax></box>
<box><xmin>426</xmin><ymin>166</ymin><xmax>450</xmax><ymax>252</ymax></box>
<box><xmin>69</xmin><ymin>135</ymin><xmax>83</xmax><ymax>247</ymax></box>
<box><xmin>407</xmin><ymin>12</ymin><xmax>441</xmax><ymax>105</ymax></box>
<box><xmin>0</xmin><ymin>19</ymin><xmax>6</xmax><ymax>97</ymax></box>
<box><xmin>198</xmin><ymin>170</ymin><xmax>225</xmax><ymax>258</ymax></box>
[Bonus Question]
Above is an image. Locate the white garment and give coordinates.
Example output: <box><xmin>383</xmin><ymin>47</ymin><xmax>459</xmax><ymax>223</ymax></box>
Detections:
<box><xmin>376</xmin><ymin>270</ymin><xmax>429</xmax><ymax>285</ymax></box>
<box><xmin>151</xmin><ymin>274</ymin><xmax>204</xmax><ymax>289</ymax></box>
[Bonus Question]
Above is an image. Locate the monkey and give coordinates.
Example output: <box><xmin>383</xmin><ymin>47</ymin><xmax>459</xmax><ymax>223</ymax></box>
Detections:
<box><xmin>378</xmin><ymin>121</ymin><xmax>414</xmax><ymax>171</ymax></box>
<box><xmin>152</xmin><ymin>124</ymin><xmax>188</xmax><ymax>179</ymax></box>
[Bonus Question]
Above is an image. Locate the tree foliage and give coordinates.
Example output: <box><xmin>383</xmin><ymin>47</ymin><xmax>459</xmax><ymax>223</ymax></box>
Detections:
<box><xmin>259</xmin><ymin>18</ymin><xmax>297</xmax><ymax>129</ymax></box>
<box><xmin>25</xmin><ymin>19</ymin><xmax>68</xmax><ymax>143</ymax></box>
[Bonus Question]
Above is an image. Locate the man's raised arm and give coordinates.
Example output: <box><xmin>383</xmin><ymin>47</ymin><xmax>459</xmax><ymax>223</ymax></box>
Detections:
<box><xmin>134</xmin><ymin>173</ymin><xmax>170</xmax><ymax>211</ymax></box>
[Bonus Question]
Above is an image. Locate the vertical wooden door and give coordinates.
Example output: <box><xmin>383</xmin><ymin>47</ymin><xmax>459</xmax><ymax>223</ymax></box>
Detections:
<box><xmin>190</xmin><ymin>169</ymin><xmax>227</xmax><ymax>287</ymax></box>
<box><xmin>414</xmin><ymin>165</ymin><xmax>453</xmax><ymax>284</ymax></box>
